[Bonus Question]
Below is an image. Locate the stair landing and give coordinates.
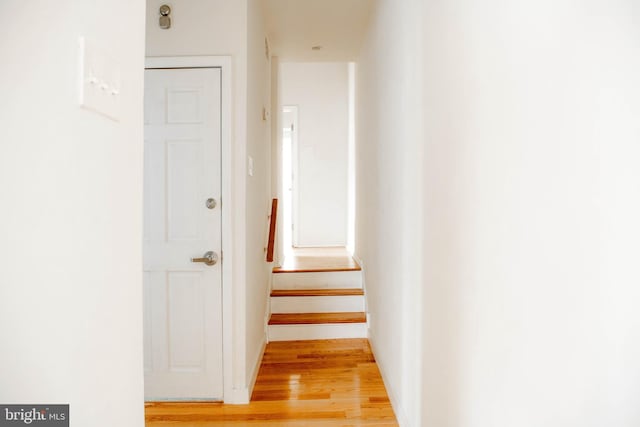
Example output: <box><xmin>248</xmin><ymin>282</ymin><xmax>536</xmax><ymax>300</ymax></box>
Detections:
<box><xmin>273</xmin><ymin>247</ymin><xmax>361</xmax><ymax>273</ymax></box>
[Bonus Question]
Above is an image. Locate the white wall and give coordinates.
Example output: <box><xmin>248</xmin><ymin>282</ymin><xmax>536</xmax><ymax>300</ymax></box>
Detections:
<box><xmin>280</xmin><ymin>62</ymin><xmax>349</xmax><ymax>247</ymax></box>
<box><xmin>0</xmin><ymin>1</ymin><xmax>145</xmax><ymax>426</ymax></box>
<box><xmin>271</xmin><ymin>56</ymin><xmax>283</xmax><ymax>264</ymax></box>
<box><xmin>355</xmin><ymin>1</ymin><xmax>424</xmax><ymax>425</ymax></box>
<box><xmin>245</xmin><ymin>0</ymin><xmax>272</xmax><ymax>391</ymax></box>
<box><xmin>358</xmin><ymin>0</ymin><xmax>640</xmax><ymax>426</ymax></box>
<box><xmin>419</xmin><ymin>1</ymin><xmax>640</xmax><ymax>426</ymax></box>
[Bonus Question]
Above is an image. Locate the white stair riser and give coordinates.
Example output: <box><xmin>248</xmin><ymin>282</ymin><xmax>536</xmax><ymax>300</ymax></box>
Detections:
<box><xmin>268</xmin><ymin>323</ymin><xmax>367</xmax><ymax>341</ymax></box>
<box><xmin>272</xmin><ymin>271</ymin><xmax>362</xmax><ymax>289</ymax></box>
<box><xmin>270</xmin><ymin>295</ymin><xmax>365</xmax><ymax>314</ymax></box>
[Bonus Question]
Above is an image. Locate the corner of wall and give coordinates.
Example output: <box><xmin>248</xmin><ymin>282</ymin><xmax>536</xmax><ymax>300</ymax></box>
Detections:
<box><xmin>225</xmin><ymin>331</ymin><xmax>266</xmax><ymax>405</ymax></box>
<box><xmin>357</xmin><ymin>255</ymin><xmax>410</xmax><ymax>426</ymax></box>
<box><xmin>368</xmin><ymin>331</ymin><xmax>412</xmax><ymax>427</ymax></box>
<box><xmin>248</xmin><ymin>332</ymin><xmax>268</xmax><ymax>398</ymax></box>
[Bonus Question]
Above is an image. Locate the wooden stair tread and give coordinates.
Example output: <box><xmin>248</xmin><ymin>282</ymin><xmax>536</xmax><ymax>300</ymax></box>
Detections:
<box><xmin>271</xmin><ymin>288</ymin><xmax>364</xmax><ymax>297</ymax></box>
<box><xmin>272</xmin><ymin>266</ymin><xmax>361</xmax><ymax>273</ymax></box>
<box><xmin>269</xmin><ymin>312</ymin><xmax>366</xmax><ymax>325</ymax></box>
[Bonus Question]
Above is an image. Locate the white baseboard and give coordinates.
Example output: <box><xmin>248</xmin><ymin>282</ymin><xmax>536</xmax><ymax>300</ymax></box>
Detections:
<box><xmin>352</xmin><ymin>253</ymin><xmax>364</xmax><ymax>269</ymax></box>
<box><xmin>224</xmin><ymin>334</ymin><xmax>267</xmax><ymax>404</ymax></box>
<box><xmin>224</xmin><ymin>387</ymin><xmax>250</xmax><ymax>404</ymax></box>
<box><xmin>352</xmin><ymin>254</ymin><xmax>367</xmax><ymax>313</ymax></box>
<box><xmin>247</xmin><ymin>334</ymin><xmax>267</xmax><ymax>400</ymax></box>
<box><xmin>368</xmin><ymin>329</ymin><xmax>412</xmax><ymax>427</ymax></box>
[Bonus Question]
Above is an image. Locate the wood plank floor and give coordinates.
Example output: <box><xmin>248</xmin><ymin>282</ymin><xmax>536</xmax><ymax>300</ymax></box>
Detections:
<box><xmin>145</xmin><ymin>339</ymin><xmax>398</xmax><ymax>426</ymax></box>
<box><xmin>274</xmin><ymin>247</ymin><xmax>361</xmax><ymax>273</ymax></box>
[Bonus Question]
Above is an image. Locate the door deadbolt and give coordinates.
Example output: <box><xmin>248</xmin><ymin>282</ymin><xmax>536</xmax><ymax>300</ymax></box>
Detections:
<box><xmin>206</xmin><ymin>198</ymin><xmax>217</xmax><ymax>209</ymax></box>
<box><xmin>159</xmin><ymin>5</ymin><xmax>171</xmax><ymax>29</ymax></box>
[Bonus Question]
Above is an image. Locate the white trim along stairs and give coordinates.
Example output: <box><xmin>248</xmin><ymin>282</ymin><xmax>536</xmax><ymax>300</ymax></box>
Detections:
<box><xmin>268</xmin><ymin>269</ymin><xmax>367</xmax><ymax>341</ymax></box>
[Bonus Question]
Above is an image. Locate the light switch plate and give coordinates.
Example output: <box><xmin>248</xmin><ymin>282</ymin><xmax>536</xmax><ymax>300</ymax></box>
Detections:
<box><xmin>248</xmin><ymin>156</ymin><xmax>254</xmax><ymax>177</ymax></box>
<box><xmin>78</xmin><ymin>37</ymin><xmax>121</xmax><ymax>121</ymax></box>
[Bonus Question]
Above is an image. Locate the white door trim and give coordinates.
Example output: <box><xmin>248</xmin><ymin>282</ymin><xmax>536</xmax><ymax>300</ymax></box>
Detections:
<box><xmin>145</xmin><ymin>56</ymin><xmax>233</xmax><ymax>403</ymax></box>
<box><xmin>280</xmin><ymin>105</ymin><xmax>299</xmax><ymax>252</ymax></box>
<box><xmin>286</xmin><ymin>106</ymin><xmax>300</xmax><ymax>248</ymax></box>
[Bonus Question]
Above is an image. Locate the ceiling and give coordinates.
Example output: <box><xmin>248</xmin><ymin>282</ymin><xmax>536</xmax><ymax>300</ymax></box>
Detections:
<box><xmin>263</xmin><ymin>0</ymin><xmax>375</xmax><ymax>62</ymax></box>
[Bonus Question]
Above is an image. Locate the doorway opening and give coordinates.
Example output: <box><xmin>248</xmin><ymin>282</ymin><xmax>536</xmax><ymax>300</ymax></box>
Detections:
<box><xmin>281</xmin><ymin>106</ymin><xmax>297</xmax><ymax>257</ymax></box>
<box><xmin>278</xmin><ymin>62</ymin><xmax>356</xmax><ymax>262</ymax></box>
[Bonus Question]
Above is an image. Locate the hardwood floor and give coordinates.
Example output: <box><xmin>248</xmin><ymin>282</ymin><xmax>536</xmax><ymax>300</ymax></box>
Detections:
<box><xmin>145</xmin><ymin>339</ymin><xmax>398</xmax><ymax>426</ymax></box>
<box><xmin>273</xmin><ymin>247</ymin><xmax>361</xmax><ymax>273</ymax></box>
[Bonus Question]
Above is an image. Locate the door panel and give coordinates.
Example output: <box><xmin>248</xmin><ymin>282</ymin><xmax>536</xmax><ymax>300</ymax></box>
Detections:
<box><xmin>167</xmin><ymin>272</ymin><xmax>205</xmax><ymax>372</ymax></box>
<box><xmin>143</xmin><ymin>67</ymin><xmax>222</xmax><ymax>400</ymax></box>
<box><xmin>167</xmin><ymin>140</ymin><xmax>204</xmax><ymax>241</ymax></box>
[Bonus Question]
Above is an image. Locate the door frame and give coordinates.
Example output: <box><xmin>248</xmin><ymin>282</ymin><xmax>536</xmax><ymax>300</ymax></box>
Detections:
<box><xmin>288</xmin><ymin>107</ymin><xmax>301</xmax><ymax>248</ymax></box>
<box><xmin>281</xmin><ymin>105</ymin><xmax>299</xmax><ymax>250</ymax></box>
<box><xmin>145</xmin><ymin>56</ymin><xmax>233</xmax><ymax>402</ymax></box>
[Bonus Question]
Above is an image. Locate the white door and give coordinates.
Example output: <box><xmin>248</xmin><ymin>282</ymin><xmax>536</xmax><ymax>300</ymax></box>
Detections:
<box><xmin>143</xmin><ymin>67</ymin><xmax>223</xmax><ymax>400</ymax></box>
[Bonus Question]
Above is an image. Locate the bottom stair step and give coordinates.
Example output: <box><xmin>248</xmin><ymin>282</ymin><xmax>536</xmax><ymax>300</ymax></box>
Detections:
<box><xmin>268</xmin><ymin>312</ymin><xmax>366</xmax><ymax>325</ymax></box>
<box><xmin>268</xmin><ymin>322</ymin><xmax>367</xmax><ymax>341</ymax></box>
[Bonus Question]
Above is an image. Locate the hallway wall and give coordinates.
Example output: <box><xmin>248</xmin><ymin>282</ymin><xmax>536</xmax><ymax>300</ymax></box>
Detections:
<box><xmin>420</xmin><ymin>1</ymin><xmax>640</xmax><ymax>426</ymax></box>
<box><xmin>0</xmin><ymin>1</ymin><xmax>146</xmax><ymax>425</ymax></box>
<box><xmin>146</xmin><ymin>0</ymin><xmax>272</xmax><ymax>402</ymax></box>
<box><xmin>358</xmin><ymin>0</ymin><xmax>640</xmax><ymax>426</ymax></box>
<box><xmin>355</xmin><ymin>0</ymin><xmax>424</xmax><ymax>425</ymax></box>
<box><xmin>280</xmin><ymin>62</ymin><xmax>349</xmax><ymax>247</ymax></box>
<box><xmin>245</xmin><ymin>0</ymin><xmax>272</xmax><ymax>394</ymax></box>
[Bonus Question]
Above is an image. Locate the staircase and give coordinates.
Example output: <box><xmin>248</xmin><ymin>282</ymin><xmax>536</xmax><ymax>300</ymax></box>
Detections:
<box><xmin>268</xmin><ymin>254</ymin><xmax>367</xmax><ymax>341</ymax></box>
